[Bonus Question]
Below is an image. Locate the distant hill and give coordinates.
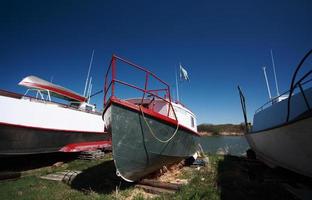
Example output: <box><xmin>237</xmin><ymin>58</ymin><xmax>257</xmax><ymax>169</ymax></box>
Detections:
<box><xmin>197</xmin><ymin>123</ymin><xmax>246</xmax><ymax>136</ymax></box>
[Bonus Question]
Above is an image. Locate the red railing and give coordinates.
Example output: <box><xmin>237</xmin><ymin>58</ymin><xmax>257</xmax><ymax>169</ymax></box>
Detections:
<box><xmin>103</xmin><ymin>55</ymin><xmax>176</xmax><ymax>119</ymax></box>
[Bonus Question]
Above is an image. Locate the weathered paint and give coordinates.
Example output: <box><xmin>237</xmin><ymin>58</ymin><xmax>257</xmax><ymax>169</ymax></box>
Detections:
<box><xmin>105</xmin><ymin>102</ymin><xmax>199</xmax><ymax>182</ymax></box>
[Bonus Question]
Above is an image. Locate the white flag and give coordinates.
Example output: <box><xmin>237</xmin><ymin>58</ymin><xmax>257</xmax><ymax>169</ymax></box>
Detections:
<box><xmin>179</xmin><ymin>64</ymin><xmax>189</xmax><ymax>81</ymax></box>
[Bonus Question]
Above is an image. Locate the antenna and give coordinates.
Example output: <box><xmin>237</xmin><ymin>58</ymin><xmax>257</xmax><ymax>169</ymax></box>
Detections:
<box><xmin>83</xmin><ymin>50</ymin><xmax>95</xmax><ymax>97</ymax></box>
<box><xmin>87</xmin><ymin>77</ymin><xmax>93</xmax><ymax>103</ymax></box>
<box><xmin>262</xmin><ymin>66</ymin><xmax>272</xmax><ymax>99</ymax></box>
<box><xmin>270</xmin><ymin>49</ymin><xmax>280</xmax><ymax>96</ymax></box>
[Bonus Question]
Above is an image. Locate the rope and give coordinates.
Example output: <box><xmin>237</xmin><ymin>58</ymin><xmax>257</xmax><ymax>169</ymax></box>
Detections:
<box><xmin>139</xmin><ymin>105</ymin><xmax>180</xmax><ymax>143</ymax></box>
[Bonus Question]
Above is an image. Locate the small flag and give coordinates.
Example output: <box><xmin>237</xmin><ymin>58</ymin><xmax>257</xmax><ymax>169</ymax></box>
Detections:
<box><xmin>179</xmin><ymin>64</ymin><xmax>189</xmax><ymax>81</ymax></box>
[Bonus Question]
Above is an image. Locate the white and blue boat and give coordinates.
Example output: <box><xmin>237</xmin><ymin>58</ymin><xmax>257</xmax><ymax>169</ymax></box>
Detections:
<box><xmin>238</xmin><ymin>49</ymin><xmax>312</xmax><ymax>178</ymax></box>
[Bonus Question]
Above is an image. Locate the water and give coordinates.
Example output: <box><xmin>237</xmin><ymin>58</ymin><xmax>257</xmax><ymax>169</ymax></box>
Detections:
<box><xmin>199</xmin><ymin>136</ymin><xmax>250</xmax><ymax>156</ymax></box>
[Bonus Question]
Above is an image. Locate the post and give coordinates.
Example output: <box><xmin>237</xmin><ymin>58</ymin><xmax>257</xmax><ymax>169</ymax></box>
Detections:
<box><xmin>175</xmin><ymin>67</ymin><xmax>179</xmax><ymax>102</ymax></box>
<box><xmin>262</xmin><ymin>66</ymin><xmax>272</xmax><ymax>100</ymax></box>
<box><xmin>112</xmin><ymin>57</ymin><xmax>116</xmax><ymax>97</ymax></box>
<box><xmin>141</xmin><ymin>72</ymin><xmax>149</xmax><ymax>104</ymax></box>
<box><xmin>87</xmin><ymin>77</ymin><xmax>92</xmax><ymax>103</ymax></box>
<box><xmin>83</xmin><ymin>50</ymin><xmax>94</xmax><ymax>97</ymax></box>
<box><xmin>270</xmin><ymin>49</ymin><xmax>280</xmax><ymax>96</ymax></box>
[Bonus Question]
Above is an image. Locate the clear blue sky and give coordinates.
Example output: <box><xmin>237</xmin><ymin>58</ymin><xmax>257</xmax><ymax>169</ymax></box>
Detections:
<box><xmin>0</xmin><ymin>0</ymin><xmax>311</xmax><ymax>124</ymax></box>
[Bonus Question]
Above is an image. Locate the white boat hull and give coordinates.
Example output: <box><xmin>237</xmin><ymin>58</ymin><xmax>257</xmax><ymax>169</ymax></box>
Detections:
<box><xmin>0</xmin><ymin>95</ymin><xmax>104</xmax><ymax>132</ymax></box>
<box><xmin>0</xmin><ymin>93</ymin><xmax>110</xmax><ymax>155</ymax></box>
<box><xmin>246</xmin><ymin>116</ymin><xmax>312</xmax><ymax>178</ymax></box>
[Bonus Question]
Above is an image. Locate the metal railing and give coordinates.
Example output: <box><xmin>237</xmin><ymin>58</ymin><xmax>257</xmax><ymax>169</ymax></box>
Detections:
<box><xmin>286</xmin><ymin>49</ymin><xmax>312</xmax><ymax>122</ymax></box>
<box><xmin>255</xmin><ymin>49</ymin><xmax>312</xmax><ymax>123</ymax></box>
<box><xmin>0</xmin><ymin>89</ymin><xmax>101</xmax><ymax>114</ymax></box>
<box><xmin>255</xmin><ymin>78</ymin><xmax>312</xmax><ymax>113</ymax></box>
<box><xmin>103</xmin><ymin>55</ymin><xmax>178</xmax><ymax>119</ymax></box>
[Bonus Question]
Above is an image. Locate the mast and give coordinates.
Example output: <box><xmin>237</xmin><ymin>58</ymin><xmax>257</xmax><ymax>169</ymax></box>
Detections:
<box><xmin>262</xmin><ymin>66</ymin><xmax>272</xmax><ymax>99</ymax></box>
<box><xmin>270</xmin><ymin>49</ymin><xmax>280</xmax><ymax>96</ymax></box>
<box><xmin>175</xmin><ymin>66</ymin><xmax>179</xmax><ymax>102</ymax></box>
<box><xmin>87</xmin><ymin>77</ymin><xmax>92</xmax><ymax>103</ymax></box>
<box><xmin>83</xmin><ymin>50</ymin><xmax>95</xmax><ymax>97</ymax></box>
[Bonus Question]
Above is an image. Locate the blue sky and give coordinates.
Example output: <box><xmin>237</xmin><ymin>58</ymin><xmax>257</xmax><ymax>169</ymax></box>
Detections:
<box><xmin>0</xmin><ymin>0</ymin><xmax>311</xmax><ymax>124</ymax></box>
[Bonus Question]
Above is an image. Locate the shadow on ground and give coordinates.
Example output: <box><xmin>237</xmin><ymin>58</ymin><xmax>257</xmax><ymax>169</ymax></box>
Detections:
<box><xmin>0</xmin><ymin>153</ymin><xmax>79</xmax><ymax>172</ymax></box>
<box><xmin>217</xmin><ymin>155</ymin><xmax>312</xmax><ymax>200</ymax></box>
<box><xmin>70</xmin><ymin>160</ymin><xmax>133</xmax><ymax>195</ymax></box>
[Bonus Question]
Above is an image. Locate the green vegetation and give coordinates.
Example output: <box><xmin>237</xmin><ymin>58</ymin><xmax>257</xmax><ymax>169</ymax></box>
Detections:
<box><xmin>0</xmin><ymin>153</ymin><xmax>221</xmax><ymax>200</ymax></box>
<box><xmin>0</xmin><ymin>153</ymin><xmax>296</xmax><ymax>200</ymax></box>
<box><xmin>0</xmin><ymin>154</ymin><xmax>135</xmax><ymax>200</ymax></box>
<box><xmin>159</xmin><ymin>154</ymin><xmax>295</xmax><ymax>200</ymax></box>
<box><xmin>197</xmin><ymin>123</ymin><xmax>246</xmax><ymax>135</ymax></box>
<box><xmin>156</xmin><ymin>155</ymin><xmax>220</xmax><ymax>200</ymax></box>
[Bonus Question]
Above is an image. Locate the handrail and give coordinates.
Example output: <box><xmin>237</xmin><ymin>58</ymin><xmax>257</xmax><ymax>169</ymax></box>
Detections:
<box><xmin>103</xmin><ymin>56</ymin><xmax>114</xmax><ymax>106</ymax></box>
<box><xmin>255</xmin><ymin>77</ymin><xmax>312</xmax><ymax>113</ymax></box>
<box><xmin>113</xmin><ymin>79</ymin><xmax>170</xmax><ymax>104</ymax></box>
<box><xmin>254</xmin><ymin>49</ymin><xmax>312</xmax><ymax>123</ymax></box>
<box><xmin>0</xmin><ymin>89</ymin><xmax>101</xmax><ymax>115</ymax></box>
<box><xmin>286</xmin><ymin>49</ymin><xmax>312</xmax><ymax>122</ymax></box>
<box><xmin>113</xmin><ymin>55</ymin><xmax>170</xmax><ymax>87</ymax></box>
<box><xmin>255</xmin><ymin>88</ymin><xmax>290</xmax><ymax>113</ymax></box>
<box><xmin>103</xmin><ymin>55</ymin><xmax>177</xmax><ymax>120</ymax></box>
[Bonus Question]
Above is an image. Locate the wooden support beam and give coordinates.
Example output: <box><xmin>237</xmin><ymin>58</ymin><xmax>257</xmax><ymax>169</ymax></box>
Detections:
<box><xmin>135</xmin><ymin>184</ymin><xmax>176</xmax><ymax>195</ymax></box>
<box><xmin>139</xmin><ymin>179</ymin><xmax>182</xmax><ymax>191</ymax></box>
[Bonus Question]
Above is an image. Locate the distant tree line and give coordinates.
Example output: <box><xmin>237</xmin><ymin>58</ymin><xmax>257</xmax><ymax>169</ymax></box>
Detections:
<box><xmin>197</xmin><ymin>123</ymin><xmax>246</xmax><ymax>135</ymax></box>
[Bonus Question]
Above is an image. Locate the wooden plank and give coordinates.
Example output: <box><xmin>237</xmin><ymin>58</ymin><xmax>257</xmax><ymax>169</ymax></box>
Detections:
<box><xmin>40</xmin><ymin>171</ymin><xmax>81</xmax><ymax>182</ymax></box>
<box><xmin>78</xmin><ymin>150</ymin><xmax>105</xmax><ymax>160</ymax></box>
<box><xmin>135</xmin><ymin>184</ymin><xmax>176</xmax><ymax>195</ymax></box>
<box><xmin>139</xmin><ymin>179</ymin><xmax>181</xmax><ymax>190</ymax></box>
<box><xmin>40</xmin><ymin>175</ymin><xmax>63</xmax><ymax>181</ymax></box>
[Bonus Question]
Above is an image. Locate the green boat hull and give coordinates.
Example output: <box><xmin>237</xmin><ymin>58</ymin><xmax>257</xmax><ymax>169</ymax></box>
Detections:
<box><xmin>105</xmin><ymin>102</ymin><xmax>198</xmax><ymax>182</ymax></box>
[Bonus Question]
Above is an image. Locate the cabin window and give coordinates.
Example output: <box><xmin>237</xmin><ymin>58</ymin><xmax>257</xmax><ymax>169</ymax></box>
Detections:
<box><xmin>191</xmin><ymin>116</ymin><xmax>195</xmax><ymax>128</ymax></box>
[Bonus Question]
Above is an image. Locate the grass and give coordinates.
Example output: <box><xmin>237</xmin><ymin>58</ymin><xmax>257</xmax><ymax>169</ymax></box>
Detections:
<box><xmin>158</xmin><ymin>155</ymin><xmax>220</xmax><ymax>200</ymax></box>
<box><xmin>0</xmin><ymin>153</ymin><xmax>300</xmax><ymax>200</ymax></box>
<box><xmin>0</xmin><ymin>153</ymin><xmax>136</xmax><ymax>200</ymax></box>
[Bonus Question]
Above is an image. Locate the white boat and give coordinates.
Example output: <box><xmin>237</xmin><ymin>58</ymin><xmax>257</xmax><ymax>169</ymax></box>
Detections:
<box><xmin>238</xmin><ymin>49</ymin><xmax>312</xmax><ymax>178</ymax></box>
<box><xmin>0</xmin><ymin>75</ymin><xmax>111</xmax><ymax>155</ymax></box>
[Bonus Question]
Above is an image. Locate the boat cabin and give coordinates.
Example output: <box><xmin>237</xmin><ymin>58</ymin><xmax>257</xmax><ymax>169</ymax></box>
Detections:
<box><xmin>125</xmin><ymin>97</ymin><xmax>197</xmax><ymax>132</ymax></box>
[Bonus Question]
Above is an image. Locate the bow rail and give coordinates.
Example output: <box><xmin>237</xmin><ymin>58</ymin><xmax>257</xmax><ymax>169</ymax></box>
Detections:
<box><xmin>103</xmin><ymin>55</ymin><xmax>177</xmax><ymax>119</ymax></box>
